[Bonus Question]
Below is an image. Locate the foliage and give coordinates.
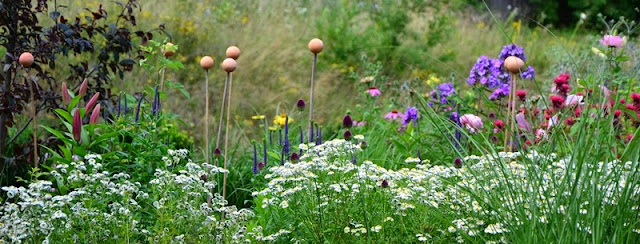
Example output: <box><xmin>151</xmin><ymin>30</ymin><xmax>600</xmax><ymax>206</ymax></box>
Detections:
<box><xmin>0</xmin><ymin>0</ymin><xmax>151</xmax><ymax>185</ymax></box>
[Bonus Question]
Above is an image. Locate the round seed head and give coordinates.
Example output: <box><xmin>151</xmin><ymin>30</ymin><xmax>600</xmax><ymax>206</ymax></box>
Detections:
<box><xmin>226</xmin><ymin>46</ymin><xmax>241</xmax><ymax>60</ymax></box>
<box><xmin>308</xmin><ymin>38</ymin><xmax>324</xmax><ymax>54</ymax></box>
<box><xmin>504</xmin><ymin>56</ymin><xmax>525</xmax><ymax>74</ymax></box>
<box><xmin>19</xmin><ymin>52</ymin><xmax>34</xmax><ymax>67</ymax></box>
<box><xmin>200</xmin><ymin>56</ymin><xmax>215</xmax><ymax>70</ymax></box>
<box><xmin>221</xmin><ymin>58</ymin><xmax>237</xmax><ymax>73</ymax></box>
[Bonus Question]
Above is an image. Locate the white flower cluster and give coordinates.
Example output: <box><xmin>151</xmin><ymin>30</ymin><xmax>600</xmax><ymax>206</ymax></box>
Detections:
<box><xmin>253</xmin><ymin>138</ymin><xmax>640</xmax><ymax>242</ymax></box>
<box><xmin>0</xmin><ymin>151</ymin><xmax>261</xmax><ymax>243</ymax></box>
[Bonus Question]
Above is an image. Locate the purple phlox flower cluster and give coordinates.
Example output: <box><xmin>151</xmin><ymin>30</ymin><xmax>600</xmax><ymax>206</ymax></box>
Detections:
<box><xmin>467</xmin><ymin>56</ymin><xmax>506</xmax><ymax>88</ymax></box>
<box><xmin>499</xmin><ymin>44</ymin><xmax>527</xmax><ymax>61</ymax></box>
<box><xmin>489</xmin><ymin>83</ymin><xmax>510</xmax><ymax>100</ymax></box>
<box><xmin>429</xmin><ymin>83</ymin><xmax>456</xmax><ymax>106</ymax></box>
<box><xmin>520</xmin><ymin>65</ymin><xmax>535</xmax><ymax>81</ymax></box>
<box><xmin>402</xmin><ymin>107</ymin><xmax>419</xmax><ymax>126</ymax></box>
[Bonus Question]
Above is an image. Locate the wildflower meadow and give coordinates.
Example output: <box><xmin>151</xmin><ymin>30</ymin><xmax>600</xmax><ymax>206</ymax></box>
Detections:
<box><xmin>1</xmin><ymin>0</ymin><xmax>640</xmax><ymax>243</ymax></box>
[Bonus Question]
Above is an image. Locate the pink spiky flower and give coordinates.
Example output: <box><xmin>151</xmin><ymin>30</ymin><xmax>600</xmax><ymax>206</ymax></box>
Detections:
<box><xmin>599</xmin><ymin>35</ymin><xmax>624</xmax><ymax>48</ymax></box>
<box><xmin>367</xmin><ymin>87</ymin><xmax>381</xmax><ymax>97</ymax></box>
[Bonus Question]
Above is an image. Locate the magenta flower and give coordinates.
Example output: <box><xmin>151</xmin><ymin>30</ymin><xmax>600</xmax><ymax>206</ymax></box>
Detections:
<box><xmin>459</xmin><ymin>114</ymin><xmax>483</xmax><ymax>133</ymax></box>
<box><xmin>599</xmin><ymin>35</ymin><xmax>624</xmax><ymax>48</ymax></box>
<box><xmin>384</xmin><ymin>110</ymin><xmax>402</xmax><ymax>120</ymax></box>
<box><xmin>367</xmin><ymin>87</ymin><xmax>381</xmax><ymax>97</ymax></box>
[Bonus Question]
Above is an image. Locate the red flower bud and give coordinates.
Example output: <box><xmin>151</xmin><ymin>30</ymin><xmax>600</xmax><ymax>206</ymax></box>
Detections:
<box><xmin>78</xmin><ymin>78</ymin><xmax>88</xmax><ymax>97</ymax></box>
<box><xmin>72</xmin><ymin>109</ymin><xmax>82</xmax><ymax>142</ymax></box>
<box><xmin>61</xmin><ymin>82</ymin><xmax>71</xmax><ymax>105</ymax></box>
<box><xmin>84</xmin><ymin>92</ymin><xmax>100</xmax><ymax>112</ymax></box>
<box><xmin>493</xmin><ymin>120</ymin><xmax>505</xmax><ymax>129</ymax></box>
<box><xmin>89</xmin><ymin>103</ymin><xmax>101</xmax><ymax>124</ymax></box>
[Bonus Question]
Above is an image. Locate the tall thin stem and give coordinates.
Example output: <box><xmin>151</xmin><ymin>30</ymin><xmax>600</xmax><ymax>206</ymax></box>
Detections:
<box><xmin>215</xmin><ymin>74</ymin><xmax>229</xmax><ymax>167</ymax></box>
<box><xmin>28</xmin><ymin>72</ymin><xmax>38</xmax><ymax>167</ymax></box>
<box><xmin>204</xmin><ymin>70</ymin><xmax>210</xmax><ymax>165</ymax></box>
<box><xmin>222</xmin><ymin>72</ymin><xmax>233</xmax><ymax>199</ymax></box>
<box><xmin>308</xmin><ymin>54</ymin><xmax>317</xmax><ymax>143</ymax></box>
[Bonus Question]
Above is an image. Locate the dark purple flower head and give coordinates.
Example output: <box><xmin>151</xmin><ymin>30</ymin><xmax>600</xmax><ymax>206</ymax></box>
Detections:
<box><xmin>344</xmin><ymin>130</ymin><xmax>353</xmax><ymax>141</ymax></box>
<box><xmin>402</xmin><ymin>107</ymin><xmax>419</xmax><ymax>126</ymax></box>
<box><xmin>381</xmin><ymin>179</ymin><xmax>389</xmax><ymax>188</ymax></box>
<box><xmin>453</xmin><ymin>158</ymin><xmax>463</xmax><ymax>168</ymax></box>
<box><xmin>499</xmin><ymin>44</ymin><xmax>527</xmax><ymax>61</ymax></box>
<box><xmin>289</xmin><ymin>152</ymin><xmax>300</xmax><ymax>163</ymax></box>
<box><xmin>343</xmin><ymin>115</ymin><xmax>353</xmax><ymax>128</ymax></box>
<box><xmin>214</xmin><ymin>148</ymin><xmax>222</xmax><ymax>157</ymax></box>
<box><xmin>296</xmin><ymin>99</ymin><xmax>306</xmax><ymax>111</ymax></box>
<box><xmin>360</xmin><ymin>140</ymin><xmax>368</xmax><ymax>149</ymax></box>
<box><xmin>258</xmin><ymin>161</ymin><xmax>265</xmax><ymax>170</ymax></box>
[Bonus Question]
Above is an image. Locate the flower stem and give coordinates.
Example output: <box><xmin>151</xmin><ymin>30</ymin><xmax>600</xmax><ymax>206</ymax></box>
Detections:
<box><xmin>204</xmin><ymin>70</ymin><xmax>210</xmax><ymax>165</ymax></box>
<box><xmin>223</xmin><ymin>72</ymin><xmax>233</xmax><ymax>199</ymax></box>
<box><xmin>308</xmin><ymin>54</ymin><xmax>317</xmax><ymax>143</ymax></box>
<box><xmin>215</xmin><ymin>73</ymin><xmax>229</xmax><ymax>167</ymax></box>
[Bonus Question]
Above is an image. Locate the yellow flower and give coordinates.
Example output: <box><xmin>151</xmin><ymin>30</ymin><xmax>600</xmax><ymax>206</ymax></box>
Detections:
<box><xmin>252</xmin><ymin>115</ymin><xmax>265</xmax><ymax>120</ymax></box>
<box><xmin>242</xmin><ymin>16</ymin><xmax>249</xmax><ymax>24</ymax></box>
<box><xmin>426</xmin><ymin>75</ymin><xmax>441</xmax><ymax>87</ymax></box>
<box><xmin>273</xmin><ymin>114</ymin><xmax>293</xmax><ymax>127</ymax></box>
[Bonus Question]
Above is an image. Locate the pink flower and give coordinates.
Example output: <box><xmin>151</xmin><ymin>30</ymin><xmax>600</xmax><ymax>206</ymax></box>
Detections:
<box><xmin>460</xmin><ymin>114</ymin><xmax>483</xmax><ymax>134</ymax></box>
<box><xmin>599</xmin><ymin>35</ymin><xmax>624</xmax><ymax>48</ymax></box>
<box><xmin>384</xmin><ymin>110</ymin><xmax>402</xmax><ymax>120</ymax></box>
<box><xmin>352</xmin><ymin>120</ymin><xmax>366</xmax><ymax>127</ymax></box>
<box><xmin>367</xmin><ymin>87</ymin><xmax>381</xmax><ymax>97</ymax></box>
<box><xmin>515</xmin><ymin>113</ymin><xmax>531</xmax><ymax>132</ymax></box>
<box><xmin>564</xmin><ymin>94</ymin><xmax>584</xmax><ymax>107</ymax></box>
<box><xmin>535</xmin><ymin>129</ymin><xmax>547</xmax><ymax>140</ymax></box>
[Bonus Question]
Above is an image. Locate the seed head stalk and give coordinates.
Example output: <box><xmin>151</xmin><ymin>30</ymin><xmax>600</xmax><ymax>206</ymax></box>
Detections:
<box><xmin>308</xmin><ymin>53</ymin><xmax>317</xmax><ymax>143</ymax></box>
<box><xmin>204</xmin><ymin>70</ymin><xmax>210</xmax><ymax>165</ymax></box>
<box><xmin>215</xmin><ymin>74</ymin><xmax>229</xmax><ymax>167</ymax></box>
<box><xmin>222</xmin><ymin>72</ymin><xmax>233</xmax><ymax>199</ymax></box>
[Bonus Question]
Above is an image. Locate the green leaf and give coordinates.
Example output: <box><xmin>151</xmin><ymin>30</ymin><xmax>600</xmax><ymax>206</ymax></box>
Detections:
<box><xmin>166</xmin><ymin>81</ymin><xmax>191</xmax><ymax>99</ymax></box>
<box><xmin>68</xmin><ymin>96</ymin><xmax>82</xmax><ymax>111</ymax></box>
<box><xmin>55</xmin><ymin>109</ymin><xmax>73</xmax><ymax>123</ymax></box>
<box><xmin>59</xmin><ymin>145</ymin><xmax>72</xmax><ymax>160</ymax></box>
<box><xmin>41</xmin><ymin>125</ymin><xmax>73</xmax><ymax>145</ymax></box>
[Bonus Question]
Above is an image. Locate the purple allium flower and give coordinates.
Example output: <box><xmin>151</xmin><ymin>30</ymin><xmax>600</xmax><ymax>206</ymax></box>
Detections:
<box><xmin>258</xmin><ymin>161</ymin><xmax>265</xmax><ymax>170</ymax></box>
<box><xmin>214</xmin><ymin>148</ymin><xmax>222</xmax><ymax>157</ymax></box>
<box><xmin>599</xmin><ymin>35</ymin><xmax>624</xmax><ymax>48</ymax></box>
<box><xmin>489</xmin><ymin>83</ymin><xmax>510</xmax><ymax>100</ymax></box>
<box><xmin>402</xmin><ymin>107</ymin><xmax>419</xmax><ymax>126</ymax></box>
<box><xmin>290</xmin><ymin>152</ymin><xmax>300</xmax><ymax>163</ymax></box>
<box><xmin>343</xmin><ymin>115</ymin><xmax>353</xmax><ymax>128</ymax></box>
<box><xmin>381</xmin><ymin>179</ymin><xmax>389</xmax><ymax>188</ymax></box>
<box><xmin>344</xmin><ymin>130</ymin><xmax>353</xmax><ymax>141</ymax></box>
<box><xmin>367</xmin><ymin>87</ymin><xmax>382</xmax><ymax>97</ymax></box>
<box><xmin>296</xmin><ymin>99</ymin><xmax>306</xmax><ymax>111</ymax></box>
<box><xmin>252</xmin><ymin>143</ymin><xmax>258</xmax><ymax>174</ymax></box>
<box><xmin>520</xmin><ymin>66</ymin><xmax>535</xmax><ymax>81</ymax></box>
<box><xmin>360</xmin><ymin>140</ymin><xmax>368</xmax><ymax>149</ymax></box>
<box><xmin>499</xmin><ymin>44</ymin><xmax>527</xmax><ymax>61</ymax></box>
<box><xmin>453</xmin><ymin>158</ymin><xmax>463</xmax><ymax>168</ymax></box>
